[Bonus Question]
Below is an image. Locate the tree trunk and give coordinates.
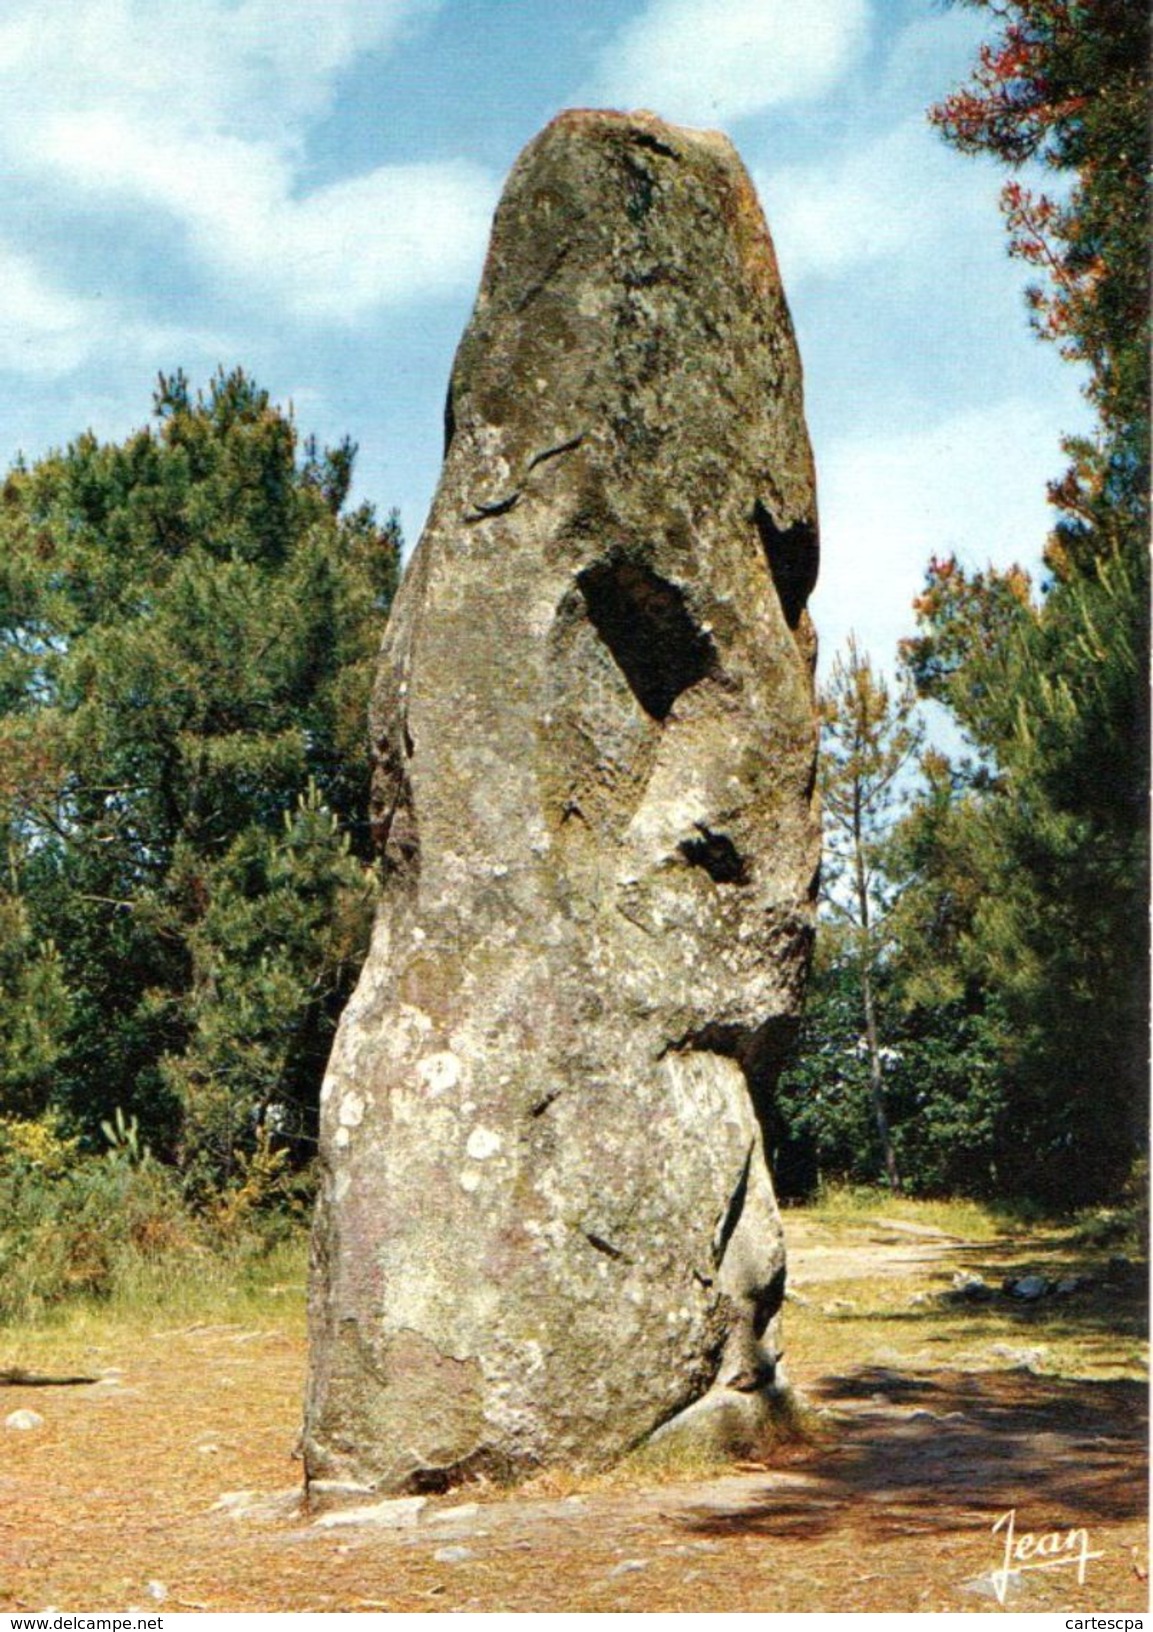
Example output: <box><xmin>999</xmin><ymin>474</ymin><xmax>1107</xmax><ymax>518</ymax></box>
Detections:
<box><xmin>859</xmin><ymin>951</ymin><xmax>902</xmax><ymax>1194</ymax></box>
<box><xmin>852</xmin><ymin>785</ymin><xmax>902</xmax><ymax>1194</ymax></box>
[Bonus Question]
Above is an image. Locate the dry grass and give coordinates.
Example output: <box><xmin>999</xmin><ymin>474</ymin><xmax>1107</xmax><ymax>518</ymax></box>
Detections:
<box><xmin>801</xmin><ymin>1182</ymin><xmax>1017</xmax><ymax>1240</ymax></box>
<box><xmin>784</xmin><ymin>1204</ymin><xmax>1147</xmax><ymax>1387</ymax></box>
<box><xmin>0</xmin><ymin>1235</ymin><xmax>308</xmax><ymax>1381</ymax></box>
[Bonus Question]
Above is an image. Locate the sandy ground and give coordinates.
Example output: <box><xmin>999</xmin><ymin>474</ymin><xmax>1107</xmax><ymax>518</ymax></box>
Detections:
<box><xmin>1</xmin><ymin>1214</ymin><xmax>1147</xmax><ymax>1613</ymax></box>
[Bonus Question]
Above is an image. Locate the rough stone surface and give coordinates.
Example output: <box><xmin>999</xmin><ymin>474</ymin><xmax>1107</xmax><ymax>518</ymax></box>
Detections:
<box><xmin>304</xmin><ymin>108</ymin><xmax>820</xmax><ymax>1494</ymax></box>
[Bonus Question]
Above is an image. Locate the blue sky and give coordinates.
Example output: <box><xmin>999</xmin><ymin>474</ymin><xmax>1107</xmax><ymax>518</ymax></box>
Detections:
<box><xmin>0</xmin><ymin>0</ymin><xmax>1089</xmax><ymax>677</ymax></box>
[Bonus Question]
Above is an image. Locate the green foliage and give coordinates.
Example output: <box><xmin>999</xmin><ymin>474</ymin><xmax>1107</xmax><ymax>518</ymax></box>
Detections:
<box><xmin>0</xmin><ymin>369</ymin><xmax>400</xmax><ymax>1172</ymax></box>
<box><xmin>782</xmin><ymin>556</ymin><xmax>1146</xmax><ymax>1204</ymax></box>
<box><xmin>816</xmin><ymin>638</ymin><xmax>922</xmax><ymax>1193</ymax></box>
<box><xmin>163</xmin><ymin>781</ymin><xmax>377</xmax><ymax>1185</ymax></box>
<box><xmin>774</xmin><ymin>958</ymin><xmax>880</xmax><ymax>1192</ymax></box>
<box><xmin>100</xmin><ymin>1105</ymin><xmax>149</xmax><ymax>1165</ymax></box>
<box><xmin>858</xmin><ymin>0</ymin><xmax>1153</xmax><ymax>1207</ymax></box>
<box><xmin>820</xmin><ymin>636</ymin><xmax>922</xmax><ymax>935</ymax></box>
<box><xmin>899</xmin><ymin>543</ymin><xmax>1147</xmax><ymax>1204</ymax></box>
<box><xmin>0</xmin><ymin>1112</ymin><xmax>80</xmax><ymax>1176</ymax></box>
<box><xmin>774</xmin><ymin>638</ymin><xmax>1013</xmax><ymax>1201</ymax></box>
<box><xmin>883</xmin><ymin>999</ymin><xmax>1007</xmax><ymax>1196</ymax></box>
<box><xmin>931</xmin><ymin>0</ymin><xmax>1150</xmax><ymax>566</ymax></box>
<box><xmin>0</xmin><ymin>1121</ymin><xmax>195</xmax><ymax>1320</ymax></box>
<box><xmin>0</xmin><ymin>885</ymin><xmax>71</xmax><ymax>1118</ymax></box>
<box><xmin>776</xmin><ymin>956</ymin><xmax>1008</xmax><ymax>1198</ymax></box>
<box><xmin>0</xmin><ymin>1111</ymin><xmax>309</xmax><ymax>1322</ymax></box>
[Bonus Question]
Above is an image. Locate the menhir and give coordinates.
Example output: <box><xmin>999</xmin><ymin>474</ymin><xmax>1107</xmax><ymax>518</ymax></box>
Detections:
<box><xmin>303</xmin><ymin>108</ymin><xmax>821</xmax><ymax>1497</ymax></box>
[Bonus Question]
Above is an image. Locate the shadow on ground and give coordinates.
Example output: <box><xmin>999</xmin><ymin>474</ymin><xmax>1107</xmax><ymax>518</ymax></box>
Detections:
<box><xmin>677</xmin><ymin>1367</ymin><xmax>1147</xmax><ymax>1543</ymax></box>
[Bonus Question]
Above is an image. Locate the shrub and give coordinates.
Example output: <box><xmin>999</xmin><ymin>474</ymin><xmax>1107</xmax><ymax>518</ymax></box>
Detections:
<box><xmin>0</xmin><ymin>1112</ymin><xmax>310</xmax><ymax>1321</ymax></box>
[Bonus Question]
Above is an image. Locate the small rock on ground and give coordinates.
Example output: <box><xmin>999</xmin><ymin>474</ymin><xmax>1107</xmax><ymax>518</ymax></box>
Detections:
<box><xmin>313</xmin><ymin>1495</ymin><xmax>427</xmax><ymax>1530</ymax></box>
<box><xmin>6</xmin><ymin>1409</ymin><xmax>44</xmax><ymax>1431</ymax></box>
<box><xmin>959</xmin><ymin>1571</ymin><xmax>1028</xmax><ymax>1602</ymax></box>
<box><xmin>989</xmin><ymin>1343</ymin><xmax>1048</xmax><ymax>1372</ymax></box>
<box><xmin>212</xmin><ymin>1488</ymin><xmax>302</xmax><ymax>1521</ymax></box>
<box><xmin>946</xmin><ymin>1272</ymin><xmax>994</xmax><ymax>1303</ymax></box>
<box><xmin>426</xmin><ymin>1502</ymin><xmax>480</xmax><ymax>1526</ymax></box>
<box><xmin>1004</xmin><ymin>1274</ymin><xmax>1049</xmax><ymax>1300</ymax></box>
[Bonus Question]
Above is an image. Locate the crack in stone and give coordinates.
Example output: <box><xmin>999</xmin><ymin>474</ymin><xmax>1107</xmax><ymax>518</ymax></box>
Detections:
<box><xmin>584</xmin><ymin>1230</ymin><xmax>633</xmax><ymax>1264</ymax></box>
<box><xmin>466</xmin><ymin>490</ymin><xmax>522</xmax><ymax>522</ymax></box>
<box><xmin>711</xmin><ymin>1144</ymin><xmax>752</xmax><ymax>1271</ymax></box>
<box><xmin>629</xmin><ymin>129</ymin><xmax>679</xmax><ymax>159</ymax></box>
<box><xmin>752</xmin><ymin>1264</ymin><xmax>787</xmax><ymax>1338</ymax></box>
<box><xmin>724</xmin><ymin>1358</ymin><xmax>778</xmax><ymax>1393</ymax></box>
<box><xmin>526</xmin><ymin>433</ymin><xmax>585</xmax><ymax>473</ymax></box>
<box><xmin>466</xmin><ymin>434</ymin><xmax>586</xmax><ymax>524</ymax></box>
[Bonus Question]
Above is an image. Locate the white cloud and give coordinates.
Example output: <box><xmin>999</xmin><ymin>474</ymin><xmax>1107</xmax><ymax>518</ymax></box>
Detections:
<box><xmin>273</xmin><ymin>163</ymin><xmax>497</xmax><ymax>320</ymax></box>
<box><xmin>811</xmin><ymin>395</ymin><xmax>1090</xmax><ymax>676</ymax></box>
<box><xmin>755</xmin><ymin>117</ymin><xmax>1000</xmax><ymax>286</ymax></box>
<box><xmin>587</xmin><ymin>0</ymin><xmax>871</xmax><ymax>127</ymax></box>
<box><xmin>40</xmin><ymin>108</ymin><xmax>495</xmax><ymax>322</ymax></box>
<box><xmin>0</xmin><ymin>0</ymin><xmax>492</xmax><ymax>329</ymax></box>
<box><xmin>0</xmin><ymin>244</ymin><xmax>217</xmax><ymax>377</ymax></box>
<box><xmin>0</xmin><ymin>0</ymin><xmax>428</xmax><ymax>143</ymax></box>
<box><xmin>0</xmin><ymin>247</ymin><xmax>100</xmax><ymax>376</ymax></box>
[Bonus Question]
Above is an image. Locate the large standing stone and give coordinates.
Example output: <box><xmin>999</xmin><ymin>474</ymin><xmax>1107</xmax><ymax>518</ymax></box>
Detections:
<box><xmin>303</xmin><ymin>108</ymin><xmax>821</xmax><ymax>1495</ymax></box>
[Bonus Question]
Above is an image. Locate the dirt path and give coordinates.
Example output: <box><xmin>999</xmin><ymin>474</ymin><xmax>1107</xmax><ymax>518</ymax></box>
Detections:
<box><xmin>1</xmin><ymin>1218</ymin><xmax>1146</xmax><ymax>1613</ymax></box>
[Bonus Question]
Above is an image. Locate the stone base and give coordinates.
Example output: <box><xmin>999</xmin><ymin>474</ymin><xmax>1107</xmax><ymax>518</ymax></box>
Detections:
<box><xmin>646</xmin><ymin>1371</ymin><xmax>795</xmax><ymax>1463</ymax></box>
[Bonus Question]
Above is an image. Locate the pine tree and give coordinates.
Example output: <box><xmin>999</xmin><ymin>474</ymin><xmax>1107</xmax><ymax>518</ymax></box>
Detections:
<box><xmin>931</xmin><ymin>0</ymin><xmax>1150</xmax><ymax>574</ymax></box>
<box><xmin>894</xmin><ymin>0</ymin><xmax>1152</xmax><ymax>1203</ymax></box>
<box><xmin>818</xmin><ymin>637</ymin><xmax>923</xmax><ymax>1193</ymax></box>
<box><xmin>0</xmin><ymin>370</ymin><xmax>400</xmax><ymax>1168</ymax></box>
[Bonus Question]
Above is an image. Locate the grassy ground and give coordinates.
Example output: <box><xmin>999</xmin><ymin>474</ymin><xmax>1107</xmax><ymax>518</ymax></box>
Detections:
<box><xmin>782</xmin><ymin>1186</ymin><xmax>1147</xmax><ymax>1387</ymax></box>
<box><xmin>0</xmin><ymin>1190</ymin><xmax>1146</xmax><ymax>1612</ymax></box>
<box><xmin>0</xmin><ymin>1234</ymin><xmax>309</xmax><ymax>1373</ymax></box>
